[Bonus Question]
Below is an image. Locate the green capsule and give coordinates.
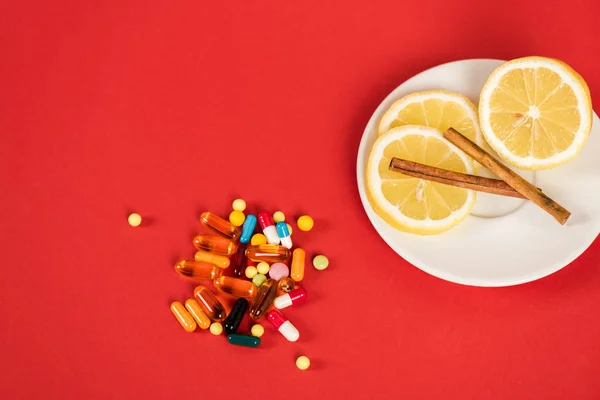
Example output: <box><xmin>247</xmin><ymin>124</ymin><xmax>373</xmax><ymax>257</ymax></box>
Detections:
<box><xmin>227</xmin><ymin>333</ymin><xmax>260</xmax><ymax>348</ymax></box>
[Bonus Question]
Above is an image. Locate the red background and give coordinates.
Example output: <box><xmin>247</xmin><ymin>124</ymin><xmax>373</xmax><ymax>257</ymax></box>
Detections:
<box><xmin>1</xmin><ymin>1</ymin><xmax>599</xmax><ymax>399</ymax></box>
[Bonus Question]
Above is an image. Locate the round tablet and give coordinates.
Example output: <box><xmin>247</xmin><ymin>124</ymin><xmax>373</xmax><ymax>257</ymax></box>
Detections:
<box><xmin>232</xmin><ymin>199</ymin><xmax>246</xmax><ymax>211</ymax></box>
<box><xmin>313</xmin><ymin>255</ymin><xmax>329</xmax><ymax>270</ymax></box>
<box><xmin>251</xmin><ymin>324</ymin><xmax>264</xmax><ymax>337</ymax></box>
<box><xmin>128</xmin><ymin>213</ymin><xmax>142</xmax><ymax>227</ymax></box>
<box><xmin>209</xmin><ymin>322</ymin><xmax>223</xmax><ymax>336</ymax></box>
<box><xmin>269</xmin><ymin>262</ymin><xmax>290</xmax><ymax>280</ymax></box>
<box><xmin>296</xmin><ymin>356</ymin><xmax>310</xmax><ymax>370</ymax></box>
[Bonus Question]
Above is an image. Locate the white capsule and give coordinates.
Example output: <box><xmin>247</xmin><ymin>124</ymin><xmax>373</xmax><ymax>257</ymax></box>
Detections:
<box><xmin>279</xmin><ymin>320</ymin><xmax>299</xmax><ymax>342</ymax></box>
<box><xmin>263</xmin><ymin>225</ymin><xmax>280</xmax><ymax>245</ymax></box>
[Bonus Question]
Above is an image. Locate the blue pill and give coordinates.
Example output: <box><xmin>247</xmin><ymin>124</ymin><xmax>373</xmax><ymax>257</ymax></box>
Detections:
<box><xmin>240</xmin><ymin>214</ymin><xmax>257</xmax><ymax>244</ymax></box>
<box><xmin>276</xmin><ymin>221</ymin><xmax>292</xmax><ymax>249</ymax></box>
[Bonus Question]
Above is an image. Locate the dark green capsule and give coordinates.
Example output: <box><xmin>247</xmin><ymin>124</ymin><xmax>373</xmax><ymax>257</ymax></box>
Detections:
<box><xmin>227</xmin><ymin>333</ymin><xmax>260</xmax><ymax>348</ymax></box>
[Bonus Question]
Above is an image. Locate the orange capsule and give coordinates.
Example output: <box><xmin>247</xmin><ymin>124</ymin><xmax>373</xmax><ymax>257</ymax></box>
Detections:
<box><xmin>245</xmin><ymin>244</ymin><xmax>290</xmax><ymax>262</ymax></box>
<box><xmin>213</xmin><ymin>276</ymin><xmax>258</xmax><ymax>299</ymax></box>
<box><xmin>278</xmin><ymin>277</ymin><xmax>296</xmax><ymax>293</ymax></box>
<box><xmin>194</xmin><ymin>250</ymin><xmax>230</xmax><ymax>269</ymax></box>
<box><xmin>170</xmin><ymin>301</ymin><xmax>197</xmax><ymax>332</ymax></box>
<box><xmin>193</xmin><ymin>235</ymin><xmax>237</xmax><ymax>256</ymax></box>
<box><xmin>249</xmin><ymin>279</ymin><xmax>278</xmax><ymax>319</ymax></box>
<box><xmin>291</xmin><ymin>248</ymin><xmax>305</xmax><ymax>282</ymax></box>
<box><xmin>200</xmin><ymin>212</ymin><xmax>241</xmax><ymax>241</ymax></box>
<box><xmin>194</xmin><ymin>286</ymin><xmax>226</xmax><ymax>321</ymax></box>
<box><xmin>174</xmin><ymin>260</ymin><xmax>222</xmax><ymax>281</ymax></box>
<box><xmin>185</xmin><ymin>299</ymin><xmax>211</xmax><ymax>329</ymax></box>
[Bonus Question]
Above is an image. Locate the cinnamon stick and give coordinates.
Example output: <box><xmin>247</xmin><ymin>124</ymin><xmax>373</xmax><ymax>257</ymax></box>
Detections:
<box><xmin>444</xmin><ymin>128</ymin><xmax>571</xmax><ymax>224</ymax></box>
<box><xmin>388</xmin><ymin>158</ymin><xmax>527</xmax><ymax>198</ymax></box>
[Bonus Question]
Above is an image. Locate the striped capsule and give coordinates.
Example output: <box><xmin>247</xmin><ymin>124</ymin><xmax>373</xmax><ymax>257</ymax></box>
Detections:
<box><xmin>240</xmin><ymin>214</ymin><xmax>257</xmax><ymax>244</ymax></box>
<box><xmin>267</xmin><ymin>309</ymin><xmax>299</xmax><ymax>342</ymax></box>
<box><xmin>174</xmin><ymin>260</ymin><xmax>222</xmax><ymax>281</ymax></box>
<box><xmin>194</xmin><ymin>250</ymin><xmax>230</xmax><ymax>269</ymax></box>
<box><xmin>276</xmin><ymin>221</ymin><xmax>292</xmax><ymax>249</ymax></box>
<box><xmin>213</xmin><ymin>276</ymin><xmax>258</xmax><ymax>299</ymax></box>
<box><xmin>194</xmin><ymin>286</ymin><xmax>227</xmax><ymax>321</ymax></box>
<box><xmin>170</xmin><ymin>301</ymin><xmax>197</xmax><ymax>332</ymax></box>
<box><xmin>200</xmin><ymin>212</ymin><xmax>241</xmax><ymax>241</ymax></box>
<box><xmin>291</xmin><ymin>248</ymin><xmax>305</xmax><ymax>282</ymax></box>
<box><xmin>249</xmin><ymin>279</ymin><xmax>278</xmax><ymax>319</ymax></box>
<box><xmin>184</xmin><ymin>299</ymin><xmax>211</xmax><ymax>329</ymax></box>
<box><xmin>258</xmin><ymin>211</ymin><xmax>280</xmax><ymax>245</ymax></box>
<box><xmin>245</xmin><ymin>244</ymin><xmax>291</xmax><ymax>263</ymax></box>
<box><xmin>274</xmin><ymin>287</ymin><xmax>307</xmax><ymax>309</ymax></box>
<box><xmin>224</xmin><ymin>298</ymin><xmax>249</xmax><ymax>334</ymax></box>
<box><xmin>227</xmin><ymin>333</ymin><xmax>260</xmax><ymax>348</ymax></box>
<box><xmin>193</xmin><ymin>235</ymin><xmax>238</xmax><ymax>256</ymax></box>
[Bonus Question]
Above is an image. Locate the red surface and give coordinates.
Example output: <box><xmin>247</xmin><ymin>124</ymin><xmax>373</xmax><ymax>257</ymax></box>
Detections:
<box><xmin>1</xmin><ymin>1</ymin><xmax>600</xmax><ymax>399</ymax></box>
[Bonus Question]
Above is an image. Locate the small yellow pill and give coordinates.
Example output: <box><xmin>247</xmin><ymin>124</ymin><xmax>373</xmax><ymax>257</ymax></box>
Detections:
<box><xmin>210</xmin><ymin>322</ymin><xmax>223</xmax><ymax>335</ymax></box>
<box><xmin>128</xmin><ymin>213</ymin><xmax>142</xmax><ymax>227</ymax></box>
<box><xmin>232</xmin><ymin>199</ymin><xmax>246</xmax><ymax>211</ymax></box>
<box><xmin>229</xmin><ymin>210</ymin><xmax>246</xmax><ymax>227</ymax></box>
<box><xmin>251</xmin><ymin>233</ymin><xmax>267</xmax><ymax>245</ymax></box>
<box><xmin>297</xmin><ymin>215</ymin><xmax>314</xmax><ymax>231</ymax></box>
<box><xmin>251</xmin><ymin>324</ymin><xmax>264</xmax><ymax>337</ymax></box>
<box><xmin>252</xmin><ymin>273</ymin><xmax>267</xmax><ymax>287</ymax></box>
<box><xmin>296</xmin><ymin>356</ymin><xmax>310</xmax><ymax>370</ymax></box>
<box><xmin>273</xmin><ymin>211</ymin><xmax>285</xmax><ymax>223</ymax></box>
<box><xmin>313</xmin><ymin>255</ymin><xmax>329</xmax><ymax>271</ymax></box>
<box><xmin>256</xmin><ymin>262</ymin><xmax>270</xmax><ymax>275</ymax></box>
<box><xmin>245</xmin><ymin>266</ymin><xmax>258</xmax><ymax>279</ymax></box>
<box><xmin>287</xmin><ymin>223</ymin><xmax>293</xmax><ymax>235</ymax></box>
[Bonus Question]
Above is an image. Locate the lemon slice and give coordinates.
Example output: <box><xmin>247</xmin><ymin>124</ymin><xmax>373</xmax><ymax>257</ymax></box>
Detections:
<box><xmin>479</xmin><ymin>57</ymin><xmax>593</xmax><ymax>170</ymax></box>
<box><xmin>378</xmin><ymin>90</ymin><xmax>483</xmax><ymax>148</ymax></box>
<box><xmin>366</xmin><ymin>125</ymin><xmax>476</xmax><ymax>235</ymax></box>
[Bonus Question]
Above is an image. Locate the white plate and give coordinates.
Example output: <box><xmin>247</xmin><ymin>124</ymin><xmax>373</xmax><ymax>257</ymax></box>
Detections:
<box><xmin>356</xmin><ymin>59</ymin><xmax>600</xmax><ymax>287</ymax></box>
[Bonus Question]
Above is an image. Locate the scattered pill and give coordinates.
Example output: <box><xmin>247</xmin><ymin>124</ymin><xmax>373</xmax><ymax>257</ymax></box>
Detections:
<box><xmin>201</xmin><ymin>212</ymin><xmax>241</xmax><ymax>240</ymax></box>
<box><xmin>252</xmin><ymin>273</ymin><xmax>267</xmax><ymax>287</ymax></box>
<box><xmin>291</xmin><ymin>248</ymin><xmax>305</xmax><ymax>282</ymax></box>
<box><xmin>256</xmin><ymin>261</ymin><xmax>270</xmax><ymax>275</ymax></box>
<box><xmin>174</xmin><ymin>260</ymin><xmax>222</xmax><ymax>281</ymax></box>
<box><xmin>193</xmin><ymin>235</ymin><xmax>238</xmax><ymax>256</ymax></box>
<box><xmin>245</xmin><ymin>266</ymin><xmax>258</xmax><ymax>279</ymax></box>
<box><xmin>194</xmin><ymin>286</ymin><xmax>226</xmax><ymax>321</ymax></box>
<box><xmin>258</xmin><ymin>211</ymin><xmax>280</xmax><ymax>245</ymax></box>
<box><xmin>269</xmin><ymin>262</ymin><xmax>290</xmax><ymax>280</ymax></box>
<box><xmin>267</xmin><ymin>309</ymin><xmax>299</xmax><ymax>342</ymax></box>
<box><xmin>246</xmin><ymin>244</ymin><xmax>291</xmax><ymax>263</ymax></box>
<box><xmin>276</xmin><ymin>221</ymin><xmax>293</xmax><ymax>249</ymax></box>
<box><xmin>274</xmin><ymin>287</ymin><xmax>308</xmax><ymax>310</ymax></box>
<box><xmin>231</xmin><ymin>244</ymin><xmax>247</xmax><ymax>277</ymax></box>
<box><xmin>214</xmin><ymin>276</ymin><xmax>258</xmax><ymax>299</ymax></box>
<box><xmin>251</xmin><ymin>233</ymin><xmax>267</xmax><ymax>246</ymax></box>
<box><xmin>184</xmin><ymin>299</ymin><xmax>211</xmax><ymax>329</ymax></box>
<box><xmin>170</xmin><ymin>301</ymin><xmax>197</xmax><ymax>332</ymax></box>
<box><xmin>210</xmin><ymin>322</ymin><xmax>223</xmax><ymax>335</ymax></box>
<box><xmin>227</xmin><ymin>333</ymin><xmax>260</xmax><ymax>347</ymax></box>
<box><xmin>128</xmin><ymin>213</ymin><xmax>142</xmax><ymax>227</ymax></box>
<box><xmin>224</xmin><ymin>298</ymin><xmax>249</xmax><ymax>334</ymax></box>
<box><xmin>313</xmin><ymin>255</ymin><xmax>329</xmax><ymax>270</ymax></box>
<box><xmin>287</xmin><ymin>223</ymin><xmax>293</xmax><ymax>235</ymax></box>
<box><xmin>239</xmin><ymin>214</ymin><xmax>257</xmax><ymax>244</ymax></box>
<box><xmin>232</xmin><ymin>199</ymin><xmax>246</xmax><ymax>212</ymax></box>
<box><xmin>273</xmin><ymin>211</ymin><xmax>285</xmax><ymax>223</ymax></box>
<box><xmin>249</xmin><ymin>279</ymin><xmax>278</xmax><ymax>319</ymax></box>
<box><xmin>278</xmin><ymin>277</ymin><xmax>296</xmax><ymax>293</ymax></box>
<box><xmin>297</xmin><ymin>215</ymin><xmax>314</xmax><ymax>231</ymax></box>
<box><xmin>251</xmin><ymin>324</ymin><xmax>264</xmax><ymax>337</ymax></box>
<box><xmin>229</xmin><ymin>210</ymin><xmax>245</xmax><ymax>227</ymax></box>
<box><xmin>296</xmin><ymin>356</ymin><xmax>310</xmax><ymax>370</ymax></box>
<box><xmin>194</xmin><ymin>250</ymin><xmax>230</xmax><ymax>269</ymax></box>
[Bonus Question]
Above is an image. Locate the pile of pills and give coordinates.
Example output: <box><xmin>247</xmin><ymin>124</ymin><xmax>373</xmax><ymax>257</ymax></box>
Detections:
<box><xmin>168</xmin><ymin>199</ymin><xmax>329</xmax><ymax>370</ymax></box>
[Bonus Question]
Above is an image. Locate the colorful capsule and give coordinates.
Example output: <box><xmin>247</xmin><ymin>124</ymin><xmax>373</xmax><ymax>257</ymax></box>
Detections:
<box><xmin>194</xmin><ymin>250</ymin><xmax>230</xmax><ymax>269</ymax></box>
<box><xmin>240</xmin><ymin>214</ymin><xmax>257</xmax><ymax>244</ymax></box>
<box><xmin>249</xmin><ymin>279</ymin><xmax>278</xmax><ymax>319</ymax></box>
<box><xmin>213</xmin><ymin>276</ymin><xmax>258</xmax><ymax>298</ymax></box>
<box><xmin>276</xmin><ymin>221</ymin><xmax>292</xmax><ymax>249</ymax></box>
<box><xmin>170</xmin><ymin>301</ymin><xmax>197</xmax><ymax>332</ymax></box>
<box><xmin>193</xmin><ymin>235</ymin><xmax>237</xmax><ymax>256</ymax></box>
<box><xmin>278</xmin><ymin>277</ymin><xmax>296</xmax><ymax>293</ymax></box>
<box><xmin>224</xmin><ymin>298</ymin><xmax>249</xmax><ymax>334</ymax></box>
<box><xmin>274</xmin><ymin>287</ymin><xmax>307</xmax><ymax>309</ymax></box>
<box><xmin>267</xmin><ymin>309</ymin><xmax>299</xmax><ymax>342</ymax></box>
<box><xmin>184</xmin><ymin>299</ymin><xmax>211</xmax><ymax>329</ymax></box>
<box><xmin>174</xmin><ymin>260</ymin><xmax>222</xmax><ymax>281</ymax></box>
<box><xmin>258</xmin><ymin>211</ymin><xmax>280</xmax><ymax>245</ymax></box>
<box><xmin>194</xmin><ymin>286</ymin><xmax>226</xmax><ymax>321</ymax></box>
<box><xmin>230</xmin><ymin>244</ymin><xmax>247</xmax><ymax>277</ymax></box>
<box><xmin>291</xmin><ymin>248</ymin><xmax>305</xmax><ymax>282</ymax></box>
<box><xmin>245</xmin><ymin>244</ymin><xmax>291</xmax><ymax>262</ymax></box>
<box><xmin>227</xmin><ymin>333</ymin><xmax>260</xmax><ymax>348</ymax></box>
<box><xmin>200</xmin><ymin>212</ymin><xmax>241</xmax><ymax>241</ymax></box>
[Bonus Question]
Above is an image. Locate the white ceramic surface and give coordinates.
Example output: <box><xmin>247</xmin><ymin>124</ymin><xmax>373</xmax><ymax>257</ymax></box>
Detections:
<box><xmin>356</xmin><ymin>59</ymin><xmax>600</xmax><ymax>287</ymax></box>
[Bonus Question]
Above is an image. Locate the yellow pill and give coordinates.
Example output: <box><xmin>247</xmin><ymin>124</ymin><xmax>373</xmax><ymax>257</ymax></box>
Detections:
<box><xmin>273</xmin><ymin>211</ymin><xmax>285</xmax><ymax>223</ymax></box>
<box><xmin>232</xmin><ymin>199</ymin><xmax>246</xmax><ymax>212</ymax></box>
<box><xmin>210</xmin><ymin>322</ymin><xmax>223</xmax><ymax>335</ymax></box>
<box><xmin>256</xmin><ymin>262</ymin><xmax>270</xmax><ymax>275</ymax></box>
<box><xmin>251</xmin><ymin>233</ymin><xmax>267</xmax><ymax>245</ymax></box>
<box><xmin>184</xmin><ymin>299</ymin><xmax>211</xmax><ymax>329</ymax></box>
<box><xmin>296</xmin><ymin>356</ymin><xmax>310</xmax><ymax>370</ymax></box>
<box><xmin>245</xmin><ymin>266</ymin><xmax>258</xmax><ymax>279</ymax></box>
<box><xmin>170</xmin><ymin>301</ymin><xmax>197</xmax><ymax>332</ymax></box>
<box><xmin>251</xmin><ymin>324</ymin><xmax>265</xmax><ymax>337</ymax></box>
<box><xmin>128</xmin><ymin>213</ymin><xmax>142</xmax><ymax>227</ymax></box>
<box><xmin>287</xmin><ymin>223</ymin><xmax>293</xmax><ymax>235</ymax></box>
<box><xmin>297</xmin><ymin>215</ymin><xmax>314</xmax><ymax>231</ymax></box>
<box><xmin>313</xmin><ymin>255</ymin><xmax>329</xmax><ymax>271</ymax></box>
<box><xmin>229</xmin><ymin>210</ymin><xmax>246</xmax><ymax>227</ymax></box>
